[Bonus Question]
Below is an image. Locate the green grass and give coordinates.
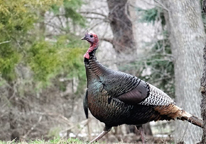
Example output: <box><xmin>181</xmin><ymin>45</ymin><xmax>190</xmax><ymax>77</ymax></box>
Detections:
<box><xmin>0</xmin><ymin>138</ymin><xmax>85</xmax><ymax>144</ymax></box>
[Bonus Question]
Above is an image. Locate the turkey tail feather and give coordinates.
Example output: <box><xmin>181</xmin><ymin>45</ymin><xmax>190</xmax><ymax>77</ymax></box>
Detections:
<box><xmin>154</xmin><ymin>104</ymin><xmax>203</xmax><ymax>128</ymax></box>
<box><xmin>180</xmin><ymin>110</ymin><xmax>203</xmax><ymax>128</ymax></box>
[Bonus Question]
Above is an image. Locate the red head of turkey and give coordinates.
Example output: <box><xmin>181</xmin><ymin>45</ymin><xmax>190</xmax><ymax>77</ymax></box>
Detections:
<box><xmin>81</xmin><ymin>32</ymin><xmax>99</xmax><ymax>59</ymax></box>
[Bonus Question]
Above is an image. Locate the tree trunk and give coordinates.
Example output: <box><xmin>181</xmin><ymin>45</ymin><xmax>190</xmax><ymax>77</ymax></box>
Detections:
<box><xmin>106</xmin><ymin>0</ymin><xmax>152</xmax><ymax>139</ymax></box>
<box><xmin>201</xmin><ymin>43</ymin><xmax>206</xmax><ymax>144</ymax></box>
<box><xmin>201</xmin><ymin>1</ymin><xmax>206</xmax><ymax>143</ymax></box>
<box><xmin>107</xmin><ymin>0</ymin><xmax>136</xmax><ymax>53</ymax></box>
<box><xmin>160</xmin><ymin>0</ymin><xmax>205</xmax><ymax>143</ymax></box>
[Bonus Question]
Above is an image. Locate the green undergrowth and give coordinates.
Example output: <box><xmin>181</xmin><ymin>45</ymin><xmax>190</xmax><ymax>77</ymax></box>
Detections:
<box><xmin>0</xmin><ymin>138</ymin><xmax>86</xmax><ymax>144</ymax></box>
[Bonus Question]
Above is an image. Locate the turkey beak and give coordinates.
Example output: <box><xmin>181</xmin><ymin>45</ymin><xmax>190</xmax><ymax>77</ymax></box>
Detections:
<box><xmin>81</xmin><ymin>36</ymin><xmax>86</xmax><ymax>40</ymax></box>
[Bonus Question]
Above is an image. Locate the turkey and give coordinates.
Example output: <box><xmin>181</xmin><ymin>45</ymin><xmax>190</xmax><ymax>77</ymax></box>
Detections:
<box><xmin>81</xmin><ymin>32</ymin><xmax>203</xmax><ymax>143</ymax></box>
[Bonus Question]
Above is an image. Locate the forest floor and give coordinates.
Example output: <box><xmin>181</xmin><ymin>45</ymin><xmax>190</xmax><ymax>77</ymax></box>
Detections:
<box><xmin>0</xmin><ymin>136</ymin><xmax>174</xmax><ymax>144</ymax></box>
<box><xmin>0</xmin><ymin>138</ymin><xmax>82</xmax><ymax>144</ymax></box>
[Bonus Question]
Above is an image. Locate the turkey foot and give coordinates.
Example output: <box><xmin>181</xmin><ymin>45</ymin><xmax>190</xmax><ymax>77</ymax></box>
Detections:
<box><xmin>89</xmin><ymin>128</ymin><xmax>111</xmax><ymax>143</ymax></box>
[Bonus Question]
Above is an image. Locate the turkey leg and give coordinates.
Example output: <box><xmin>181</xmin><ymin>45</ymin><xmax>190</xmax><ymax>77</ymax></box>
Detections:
<box><xmin>136</xmin><ymin>125</ymin><xmax>145</xmax><ymax>144</ymax></box>
<box><xmin>90</xmin><ymin>128</ymin><xmax>111</xmax><ymax>143</ymax></box>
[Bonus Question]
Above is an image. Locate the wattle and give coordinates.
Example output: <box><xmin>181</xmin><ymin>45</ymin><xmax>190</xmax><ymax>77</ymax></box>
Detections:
<box><xmin>84</xmin><ymin>52</ymin><xmax>90</xmax><ymax>59</ymax></box>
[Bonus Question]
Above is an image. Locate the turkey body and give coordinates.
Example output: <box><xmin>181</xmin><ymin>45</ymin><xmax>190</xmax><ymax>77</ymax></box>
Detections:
<box><xmin>84</xmin><ymin>56</ymin><xmax>174</xmax><ymax>128</ymax></box>
<box><xmin>88</xmin><ymin>91</ymin><xmax>169</xmax><ymax>127</ymax></box>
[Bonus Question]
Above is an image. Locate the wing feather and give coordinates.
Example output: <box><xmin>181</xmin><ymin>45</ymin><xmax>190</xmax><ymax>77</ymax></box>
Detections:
<box><xmin>83</xmin><ymin>89</ymin><xmax>89</xmax><ymax>118</ymax></box>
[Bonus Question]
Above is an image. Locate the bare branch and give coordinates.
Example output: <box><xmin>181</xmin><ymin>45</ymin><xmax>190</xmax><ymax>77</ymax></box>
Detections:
<box><xmin>99</xmin><ymin>38</ymin><xmax>114</xmax><ymax>45</ymax></box>
<box><xmin>0</xmin><ymin>40</ymin><xmax>10</xmax><ymax>45</ymax></box>
<box><xmin>89</xmin><ymin>21</ymin><xmax>105</xmax><ymax>30</ymax></box>
<box><xmin>44</xmin><ymin>22</ymin><xmax>68</xmax><ymax>33</ymax></box>
<box><xmin>60</xmin><ymin>119</ymin><xmax>89</xmax><ymax>134</ymax></box>
<box><xmin>80</xmin><ymin>11</ymin><xmax>107</xmax><ymax>18</ymax></box>
<box><xmin>34</xmin><ymin>111</ymin><xmax>72</xmax><ymax>125</ymax></box>
<box><xmin>154</xmin><ymin>0</ymin><xmax>169</xmax><ymax>11</ymax></box>
<box><xmin>84</xmin><ymin>16</ymin><xmax>108</xmax><ymax>22</ymax></box>
<box><xmin>22</xmin><ymin>116</ymin><xmax>43</xmax><ymax>139</ymax></box>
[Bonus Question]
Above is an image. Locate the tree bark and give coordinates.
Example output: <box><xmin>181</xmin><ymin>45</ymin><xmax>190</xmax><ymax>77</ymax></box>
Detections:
<box><xmin>160</xmin><ymin>0</ymin><xmax>205</xmax><ymax>143</ymax></box>
<box><xmin>106</xmin><ymin>0</ymin><xmax>152</xmax><ymax>138</ymax></box>
<box><xmin>201</xmin><ymin>43</ymin><xmax>206</xmax><ymax>144</ymax></box>
<box><xmin>201</xmin><ymin>1</ymin><xmax>206</xmax><ymax>143</ymax></box>
<box><xmin>107</xmin><ymin>0</ymin><xmax>136</xmax><ymax>53</ymax></box>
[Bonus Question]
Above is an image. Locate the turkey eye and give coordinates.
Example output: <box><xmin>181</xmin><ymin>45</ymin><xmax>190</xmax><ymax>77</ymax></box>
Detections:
<box><xmin>90</xmin><ymin>35</ymin><xmax>93</xmax><ymax>38</ymax></box>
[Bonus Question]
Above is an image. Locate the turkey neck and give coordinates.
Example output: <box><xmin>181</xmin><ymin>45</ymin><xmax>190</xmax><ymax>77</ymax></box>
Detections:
<box><xmin>84</xmin><ymin>47</ymin><xmax>111</xmax><ymax>86</ymax></box>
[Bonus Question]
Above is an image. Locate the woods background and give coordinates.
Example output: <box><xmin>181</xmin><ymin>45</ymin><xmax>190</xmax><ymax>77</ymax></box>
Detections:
<box><xmin>0</xmin><ymin>0</ymin><xmax>205</xmax><ymax>143</ymax></box>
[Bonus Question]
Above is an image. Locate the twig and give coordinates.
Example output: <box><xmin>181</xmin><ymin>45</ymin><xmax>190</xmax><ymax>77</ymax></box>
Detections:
<box><xmin>87</xmin><ymin>118</ymin><xmax>91</xmax><ymax>141</ymax></box>
<box><xmin>0</xmin><ymin>40</ymin><xmax>10</xmax><ymax>45</ymax></box>
<box><xmin>84</xmin><ymin>16</ymin><xmax>107</xmax><ymax>21</ymax></box>
<box><xmin>34</xmin><ymin>111</ymin><xmax>72</xmax><ymax>126</ymax></box>
<box><xmin>80</xmin><ymin>11</ymin><xmax>107</xmax><ymax>18</ymax></box>
<box><xmin>154</xmin><ymin>0</ymin><xmax>169</xmax><ymax>12</ymax></box>
<box><xmin>59</xmin><ymin>119</ymin><xmax>89</xmax><ymax>134</ymax></box>
<box><xmin>89</xmin><ymin>21</ymin><xmax>105</xmax><ymax>30</ymax></box>
<box><xmin>44</xmin><ymin>22</ymin><xmax>67</xmax><ymax>33</ymax></box>
<box><xmin>1</xmin><ymin>81</ymin><xmax>18</xmax><ymax>109</ymax></box>
<box><xmin>99</xmin><ymin>38</ymin><xmax>114</xmax><ymax>45</ymax></box>
<box><xmin>22</xmin><ymin>116</ymin><xmax>43</xmax><ymax>139</ymax></box>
